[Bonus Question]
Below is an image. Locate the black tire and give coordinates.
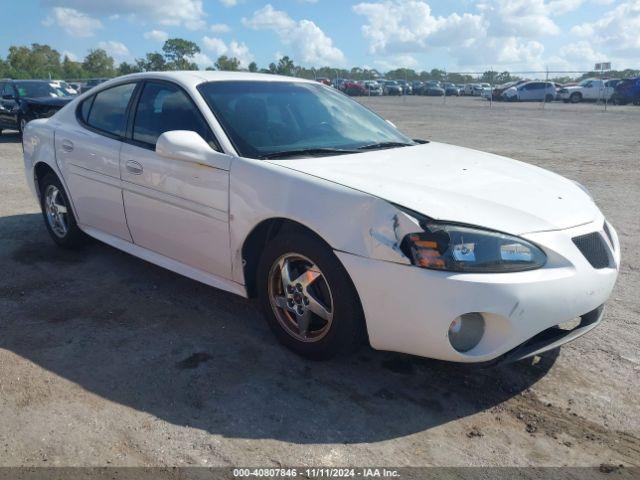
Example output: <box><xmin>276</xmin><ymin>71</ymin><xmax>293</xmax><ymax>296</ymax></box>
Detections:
<box><xmin>570</xmin><ymin>92</ymin><xmax>582</xmax><ymax>103</ymax></box>
<box><xmin>545</xmin><ymin>94</ymin><xmax>554</xmax><ymax>103</ymax></box>
<box><xmin>39</xmin><ymin>172</ymin><xmax>86</xmax><ymax>248</ymax></box>
<box><xmin>257</xmin><ymin>232</ymin><xmax>365</xmax><ymax>360</ymax></box>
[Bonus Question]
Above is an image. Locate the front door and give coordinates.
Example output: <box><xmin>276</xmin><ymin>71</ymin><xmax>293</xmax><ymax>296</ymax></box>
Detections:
<box><xmin>120</xmin><ymin>80</ymin><xmax>232</xmax><ymax>278</ymax></box>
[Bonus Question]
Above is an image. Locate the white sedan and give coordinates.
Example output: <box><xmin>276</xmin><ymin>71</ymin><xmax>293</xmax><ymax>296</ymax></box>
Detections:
<box><xmin>22</xmin><ymin>72</ymin><xmax>620</xmax><ymax>363</ymax></box>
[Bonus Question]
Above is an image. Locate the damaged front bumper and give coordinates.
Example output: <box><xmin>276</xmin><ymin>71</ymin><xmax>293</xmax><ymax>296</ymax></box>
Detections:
<box><xmin>337</xmin><ymin>219</ymin><xmax>620</xmax><ymax>363</ymax></box>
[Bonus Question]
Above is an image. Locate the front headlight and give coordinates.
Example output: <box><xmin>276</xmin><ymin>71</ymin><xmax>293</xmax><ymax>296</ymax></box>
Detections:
<box><xmin>400</xmin><ymin>223</ymin><xmax>546</xmax><ymax>273</ymax></box>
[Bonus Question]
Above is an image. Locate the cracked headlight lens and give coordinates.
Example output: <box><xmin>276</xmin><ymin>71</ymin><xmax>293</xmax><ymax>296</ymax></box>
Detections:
<box><xmin>400</xmin><ymin>223</ymin><xmax>546</xmax><ymax>273</ymax></box>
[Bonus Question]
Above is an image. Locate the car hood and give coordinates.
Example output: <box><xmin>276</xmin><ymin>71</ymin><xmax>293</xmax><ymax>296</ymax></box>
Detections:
<box><xmin>21</xmin><ymin>96</ymin><xmax>73</xmax><ymax>107</ymax></box>
<box><xmin>266</xmin><ymin>142</ymin><xmax>599</xmax><ymax>235</ymax></box>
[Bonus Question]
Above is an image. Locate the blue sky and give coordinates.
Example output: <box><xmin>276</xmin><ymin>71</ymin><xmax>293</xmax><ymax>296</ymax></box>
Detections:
<box><xmin>3</xmin><ymin>0</ymin><xmax>639</xmax><ymax>73</ymax></box>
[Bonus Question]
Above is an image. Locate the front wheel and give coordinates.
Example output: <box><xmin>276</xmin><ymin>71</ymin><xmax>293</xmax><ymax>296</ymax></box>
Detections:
<box><xmin>570</xmin><ymin>92</ymin><xmax>582</xmax><ymax>103</ymax></box>
<box><xmin>257</xmin><ymin>232</ymin><xmax>365</xmax><ymax>360</ymax></box>
<box><xmin>545</xmin><ymin>94</ymin><xmax>554</xmax><ymax>103</ymax></box>
<box><xmin>39</xmin><ymin>173</ymin><xmax>86</xmax><ymax>248</ymax></box>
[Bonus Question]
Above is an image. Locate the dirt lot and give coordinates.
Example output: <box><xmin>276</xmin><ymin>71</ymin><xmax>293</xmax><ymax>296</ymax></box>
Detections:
<box><xmin>0</xmin><ymin>96</ymin><xmax>638</xmax><ymax>468</ymax></box>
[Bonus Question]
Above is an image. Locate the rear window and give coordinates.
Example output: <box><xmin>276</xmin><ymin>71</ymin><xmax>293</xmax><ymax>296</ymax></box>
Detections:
<box><xmin>84</xmin><ymin>83</ymin><xmax>136</xmax><ymax>137</ymax></box>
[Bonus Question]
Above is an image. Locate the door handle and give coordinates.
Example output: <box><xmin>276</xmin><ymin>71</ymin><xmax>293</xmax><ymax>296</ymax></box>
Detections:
<box><xmin>61</xmin><ymin>140</ymin><xmax>74</xmax><ymax>152</ymax></box>
<box><xmin>125</xmin><ymin>160</ymin><xmax>143</xmax><ymax>175</ymax></box>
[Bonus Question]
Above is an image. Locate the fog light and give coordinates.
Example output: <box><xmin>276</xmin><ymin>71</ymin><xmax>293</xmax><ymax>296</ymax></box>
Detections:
<box><xmin>448</xmin><ymin>313</ymin><xmax>485</xmax><ymax>352</ymax></box>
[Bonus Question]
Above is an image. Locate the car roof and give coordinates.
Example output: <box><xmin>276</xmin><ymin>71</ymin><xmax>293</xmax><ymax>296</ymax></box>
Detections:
<box><xmin>104</xmin><ymin>71</ymin><xmax>317</xmax><ymax>90</ymax></box>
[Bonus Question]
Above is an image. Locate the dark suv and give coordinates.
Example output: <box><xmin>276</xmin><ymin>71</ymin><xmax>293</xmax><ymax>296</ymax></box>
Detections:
<box><xmin>611</xmin><ymin>77</ymin><xmax>640</xmax><ymax>105</ymax></box>
<box><xmin>0</xmin><ymin>79</ymin><xmax>75</xmax><ymax>135</ymax></box>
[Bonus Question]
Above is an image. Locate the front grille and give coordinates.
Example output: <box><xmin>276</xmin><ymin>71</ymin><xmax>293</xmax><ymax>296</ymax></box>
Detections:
<box><xmin>573</xmin><ymin>232</ymin><xmax>613</xmax><ymax>269</ymax></box>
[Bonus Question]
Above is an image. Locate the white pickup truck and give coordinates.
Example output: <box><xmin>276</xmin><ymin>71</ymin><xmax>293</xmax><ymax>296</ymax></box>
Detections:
<box><xmin>557</xmin><ymin>78</ymin><xmax>617</xmax><ymax>103</ymax></box>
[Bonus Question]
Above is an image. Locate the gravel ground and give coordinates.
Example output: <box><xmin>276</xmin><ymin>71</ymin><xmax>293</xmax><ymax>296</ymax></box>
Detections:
<box><xmin>0</xmin><ymin>96</ymin><xmax>638</xmax><ymax>468</ymax></box>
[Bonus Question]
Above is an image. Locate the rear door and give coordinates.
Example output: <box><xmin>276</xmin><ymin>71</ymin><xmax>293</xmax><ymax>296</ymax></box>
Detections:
<box><xmin>55</xmin><ymin>82</ymin><xmax>138</xmax><ymax>241</ymax></box>
<box><xmin>119</xmin><ymin>80</ymin><xmax>232</xmax><ymax>278</ymax></box>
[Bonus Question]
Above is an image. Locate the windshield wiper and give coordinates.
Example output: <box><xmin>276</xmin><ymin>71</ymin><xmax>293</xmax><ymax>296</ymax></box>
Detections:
<box><xmin>356</xmin><ymin>141</ymin><xmax>415</xmax><ymax>151</ymax></box>
<box><xmin>259</xmin><ymin>148</ymin><xmax>358</xmax><ymax>159</ymax></box>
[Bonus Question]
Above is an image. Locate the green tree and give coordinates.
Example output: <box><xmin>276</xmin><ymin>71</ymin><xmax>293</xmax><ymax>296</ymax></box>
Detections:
<box><xmin>162</xmin><ymin>38</ymin><xmax>200</xmax><ymax>70</ymax></box>
<box><xmin>5</xmin><ymin>44</ymin><xmax>63</xmax><ymax>78</ymax></box>
<box><xmin>136</xmin><ymin>52</ymin><xmax>167</xmax><ymax>72</ymax></box>
<box><xmin>82</xmin><ymin>49</ymin><xmax>115</xmax><ymax>77</ymax></box>
<box><xmin>215</xmin><ymin>55</ymin><xmax>240</xmax><ymax>71</ymax></box>
<box><xmin>276</xmin><ymin>56</ymin><xmax>295</xmax><ymax>76</ymax></box>
<box><xmin>117</xmin><ymin>61</ymin><xmax>141</xmax><ymax>75</ymax></box>
<box><xmin>248</xmin><ymin>61</ymin><xmax>258</xmax><ymax>72</ymax></box>
<box><xmin>62</xmin><ymin>55</ymin><xmax>84</xmax><ymax>79</ymax></box>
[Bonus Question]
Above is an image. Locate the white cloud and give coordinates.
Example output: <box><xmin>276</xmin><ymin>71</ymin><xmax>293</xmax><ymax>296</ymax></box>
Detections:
<box><xmin>42</xmin><ymin>7</ymin><xmax>103</xmax><ymax>37</ymax></box>
<box><xmin>42</xmin><ymin>0</ymin><xmax>207</xmax><ymax>30</ymax></box>
<box><xmin>352</xmin><ymin>0</ymin><xmax>568</xmax><ymax>69</ymax></box>
<box><xmin>144</xmin><ymin>30</ymin><xmax>169</xmax><ymax>42</ymax></box>
<box><xmin>243</xmin><ymin>4</ymin><xmax>345</xmax><ymax>65</ymax></box>
<box><xmin>191</xmin><ymin>52</ymin><xmax>214</xmax><ymax>69</ymax></box>
<box><xmin>374</xmin><ymin>54</ymin><xmax>418</xmax><ymax>70</ymax></box>
<box><xmin>353</xmin><ymin>1</ymin><xmax>485</xmax><ymax>54</ymax></box>
<box><xmin>203</xmin><ymin>36</ymin><xmax>229</xmax><ymax>57</ymax></box>
<box><xmin>210</xmin><ymin>23</ymin><xmax>231</xmax><ymax>33</ymax></box>
<box><xmin>477</xmin><ymin>0</ymin><xmax>560</xmax><ymax>37</ymax></box>
<box><xmin>546</xmin><ymin>40</ymin><xmax>605</xmax><ymax>69</ymax></box>
<box><xmin>98</xmin><ymin>41</ymin><xmax>131</xmax><ymax>61</ymax></box>
<box><xmin>571</xmin><ymin>0</ymin><xmax>640</xmax><ymax>59</ymax></box>
<box><xmin>202</xmin><ymin>36</ymin><xmax>255</xmax><ymax>67</ymax></box>
<box><xmin>220</xmin><ymin>0</ymin><xmax>238</xmax><ymax>6</ymax></box>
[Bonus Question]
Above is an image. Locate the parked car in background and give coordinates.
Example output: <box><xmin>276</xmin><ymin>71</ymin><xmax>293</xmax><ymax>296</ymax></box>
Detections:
<box><xmin>0</xmin><ymin>79</ymin><xmax>74</xmax><ymax>134</ymax></box>
<box><xmin>50</xmin><ymin>80</ymin><xmax>78</xmax><ymax>95</ymax></box>
<box><xmin>22</xmin><ymin>71</ymin><xmax>619</xmax><ymax>363</ymax></box>
<box><xmin>80</xmin><ymin>78</ymin><xmax>109</xmax><ymax>93</ymax></box>
<box><xmin>557</xmin><ymin>78</ymin><xmax>613</xmax><ymax>103</ymax></box>
<box><xmin>492</xmin><ymin>81</ymin><xmax>525</xmax><ymax>100</ymax></box>
<box><xmin>423</xmin><ymin>81</ymin><xmax>445</xmax><ymax>96</ymax></box>
<box><xmin>503</xmin><ymin>81</ymin><xmax>557</xmax><ymax>102</ymax></box>
<box><xmin>342</xmin><ymin>81</ymin><xmax>367</xmax><ymax>96</ymax></box>
<box><xmin>610</xmin><ymin>77</ymin><xmax>640</xmax><ymax>105</ymax></box>
<box><xmin>411</xmin><ymin>80</ymin><xmax>425</xmax><ymax>95</ymax></box>
<box><xmin>383</xmin><ymin>80</ymin><xmax>403</xmax><ymax>96</ymax></box>
<box><xmin>316</xmin><ymin>77</ymin><xmax>331</xmax><ymax>86</ymax></box>
<box><xmin>442</xmin><ymin>83</ymin><xmax>460</xmax><ymax>96</ymax></box>
<box><xmin>363</xmin><ymin>81</ymin><xmax>383</xmax><ymax>96</ymax></box>
<box><xmin>396</xmin><ymin>80</ymin><xmax>412</xmax><ymax>95</ymax></box>
<box><xmin>471</xmin><ymin>83</ymin><xmax>490</xmax><ymax>96</ymax></box>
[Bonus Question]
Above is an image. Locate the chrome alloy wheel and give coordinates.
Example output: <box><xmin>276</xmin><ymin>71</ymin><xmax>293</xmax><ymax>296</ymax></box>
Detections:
<box><xmin>268</xmin><ymin>253</ymin><xmax>334</xmax><ymax>342</ymax></box>
<box><xmin>44</xmin><ymin>185</ymin><xmax>69</xmax><ymax>238</ymax></box>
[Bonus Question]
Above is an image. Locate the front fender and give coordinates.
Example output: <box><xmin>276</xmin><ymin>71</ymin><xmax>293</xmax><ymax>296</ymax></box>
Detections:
<box><xmin>229</xmin><ymin>157</ymin><xmax>418</xmax><ymax>284</ymax></box>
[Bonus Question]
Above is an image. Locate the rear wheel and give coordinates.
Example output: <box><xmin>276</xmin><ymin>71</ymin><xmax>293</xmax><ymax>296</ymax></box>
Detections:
<box><xmin>39</xmin><ymin>173</ymin><xmax>85</xmax><ymax>248</ymax></box>
<box><xmin>545</xmin><ymin>94</ymin><xmax>554</xmax><ymax>103</ymax></box>
<box><xmin>257</xmin><ymin>232</ymin><xmax>364</xmax><ymax>360</ymax></box>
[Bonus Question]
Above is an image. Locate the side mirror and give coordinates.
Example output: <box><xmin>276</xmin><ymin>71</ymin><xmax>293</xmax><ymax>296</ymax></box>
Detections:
<box><xmin>156</xmin><ymin>130</ymin><xmax>229</xmax><ymax>169</ymax></box>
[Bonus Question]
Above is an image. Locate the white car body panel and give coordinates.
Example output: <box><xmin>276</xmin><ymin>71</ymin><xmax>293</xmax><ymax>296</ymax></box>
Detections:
<box><xmin>266</xmin><ymin>142</ymin><xmax>600</xmax><ymax>235</ymax></box>
<box><xmin>558</xmin><ymin>79</ymin><xmax>613</xmax><ymax>101</ymax></box>
<box><xmin>21</xmin><ymin>71</ymin><xmax>620</xmax><ymax>363</ymax></box>
<box><xmin>120</xmin><ymin>142</ymin><xmax>232</xmax><ymax>279</ymax></box>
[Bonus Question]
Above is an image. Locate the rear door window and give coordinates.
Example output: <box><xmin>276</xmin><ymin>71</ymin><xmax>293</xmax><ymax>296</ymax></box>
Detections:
<box><xmin>85</xmin><ymin>83</ymin><xmax>137</xmax><ymax>137</ymax></box>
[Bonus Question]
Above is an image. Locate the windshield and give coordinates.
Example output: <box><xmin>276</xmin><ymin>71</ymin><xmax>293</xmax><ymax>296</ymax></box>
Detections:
<box><xmin>198</xmin><ymin>81</ymin><xmax>414</xmax><ymax>159</ymax></box>
<box><xmin>15</xmin><ymin>82</ymin><xmax>71</xmax><ymax>98</ymax></box>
